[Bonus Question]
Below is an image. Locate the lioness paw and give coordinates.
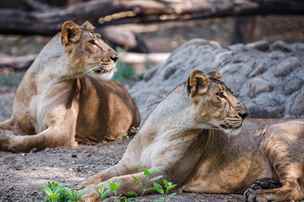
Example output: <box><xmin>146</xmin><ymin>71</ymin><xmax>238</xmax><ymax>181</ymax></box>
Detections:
<box><xmin>244</xmin><ymin>178</ymin><xmax>282</xmax><ymax>202</ymax></box>
<box><xmin>0</xmin><ymin>132</ymin><xmax>13</xmax><ymax>151</ymax></box>
<box><xmin>80</xmin><ymin>185</ymin><xmax>100</xmax><ymax>202</ymax></box>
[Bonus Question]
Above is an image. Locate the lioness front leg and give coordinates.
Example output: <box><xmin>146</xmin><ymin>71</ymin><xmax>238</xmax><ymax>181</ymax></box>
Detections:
<box><xmin>80</xmin><ymin>164</ymin><xmax>141</xmax><ymax>190</ymax></box>
<box><xmin>245</xmin><ymin>178</ymin><xmax>304</xmax><ymax>202</ymax></box>
<box><xmin>248</xmin><ymin>122</ymin><xmax>304</xmax><ymax>202</ymax></box>
<box><xmin>81</xmin><ymin>169</ymin><xmax>167</xmax><ymax>202</ymax></box>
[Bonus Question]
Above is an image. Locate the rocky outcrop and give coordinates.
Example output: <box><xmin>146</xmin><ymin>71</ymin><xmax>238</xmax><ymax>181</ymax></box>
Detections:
<box><xmin>130</xmin><ymin>40</ymin><xmax>304</xmax><ymax>120</ymax></box>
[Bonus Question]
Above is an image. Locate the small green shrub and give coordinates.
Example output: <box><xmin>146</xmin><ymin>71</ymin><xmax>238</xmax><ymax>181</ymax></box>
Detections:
<box><xmin>81</xmin><ymin>167</ymin><xmax>176</xmax><ymax>202</ymax></box>
<box><xmin>143</xmin><ymin>168</ymin><xmax>160</xmax><ymax>177</ymax></box>
<box><xmin>98</xmin><ymin>181</ymin><xmax>121</xmax><ymax>200</ymax></box>
<box><xmin>152</xmin><ymin>179</ymin><xmax>176</xmax><ymax>202</ymax></box>
<box><xmin>142</xmin><ymin>167</ymin><xmax>176</xmax><ymax>202</ymax></box>
<box><xmin>43</xmin><ymin>181</ymin><xmax>82</xmax><ymax>202</ymax></box>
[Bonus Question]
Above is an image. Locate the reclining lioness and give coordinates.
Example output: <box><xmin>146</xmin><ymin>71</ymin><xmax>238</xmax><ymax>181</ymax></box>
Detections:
<box><xmin>79</xmin><ymin>70</ymin><xmax>304</xmax><ymax>202</ymax></box>
<box><xmin>0</xmin><ymin>21</ymin><xmax>140</xmax><ymax>152</ymax></box>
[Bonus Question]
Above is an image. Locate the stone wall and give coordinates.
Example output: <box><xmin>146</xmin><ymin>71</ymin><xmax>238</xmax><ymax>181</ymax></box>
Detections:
<box><xmin>130</xmin><ymin>40</ymin><xmax>304</xmax><ymax>120</ymax></box>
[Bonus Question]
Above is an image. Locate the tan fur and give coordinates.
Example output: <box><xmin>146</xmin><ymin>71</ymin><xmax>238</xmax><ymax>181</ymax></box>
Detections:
<box><xmin>79</xmin><ymin>70</ymin><xmax>304</xmax><ymax>202</ymax></box>
<box><xmin>0</xmin><ymin>21</ymin><xmax>140</xmax><ymax>152</ymax></box>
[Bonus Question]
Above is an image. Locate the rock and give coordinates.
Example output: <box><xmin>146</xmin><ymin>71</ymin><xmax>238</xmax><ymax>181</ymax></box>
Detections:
<box><xmin>0</xmin><ymin>93</ymin><xmax>14</xmax><ymax>121</ymax></box>
<box><xmin>248</xmin><ymin>63</ymin><xmax>267</xmax><ymax>78</ymax></box>
<box><xmin>270</xmin><ymin>40</ymin><xmax>292</xmax><ymax>52</ymax></box>
<box><xmin>242</xmin><ymin>78</ymin><xmax>273</xmax><ymax>98</ymax></box>
<box><xmin>283</xmin><ymin>77</ymin><xmax>304</xmax><ymax>95</ymax></box>
<box><xmin>273</xmin><ymin>57</ymin><xmax>301</xmax><ymax>77</ymax></box>
<box><xmin>130</xmin><ymin>39</ymin><xmax>304</xmax><ymax>120</ymax></box>
<box><xmin>248</xmin><ymin>94</ymin><xmax>285</xmax><ymax>118</ymax></box>
<box><xmin>286</xmin><ymin>88</ymin><xmax>304</xmax><ymax>117</ymax></box>
<box><xmin>246</xmin><ymin>40</ymin><xmax>269</xmax><ymax>51</ymax></box>
<box><xmin>268</xmin><ymin>51</ymin><xmax>286</xmax><ymax>60</ymax></box>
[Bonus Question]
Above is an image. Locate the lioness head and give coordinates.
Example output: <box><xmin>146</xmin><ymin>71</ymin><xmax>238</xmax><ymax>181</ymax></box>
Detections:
<box><xmin>187</xmin><ymin>69</ymin><xmax>247</xmax><ymax>136</ymax></box>
<box><xmin>61</xmin><ymin>20</ymin><xmax>118</xmax><ymax>80</ymax></box>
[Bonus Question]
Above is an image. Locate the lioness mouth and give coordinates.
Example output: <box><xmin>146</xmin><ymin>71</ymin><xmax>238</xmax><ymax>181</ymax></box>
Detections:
<box><xmin>87</xmin><ymin>64</ymin><xmax>113</xmax><ymax>74</ymax></box>
<box><xmin>93</xmin><ymin>68</ymin><xmax>111</xmax><ymax>74</ymax></box>
<box><xmin>220</xmin><ymin>124</ymin><xmax>241</xmax><ymax>130</ymax></box>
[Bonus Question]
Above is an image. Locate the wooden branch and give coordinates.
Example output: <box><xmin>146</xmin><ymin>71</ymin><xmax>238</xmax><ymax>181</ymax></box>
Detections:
<box><xmin>0</xmin><ymin>0</ymin><xmax>303</xmax><ymax>35</ymax></box>
<box><xmin>100</xmin><ymin>0</ymin><xmax>304</xmax><ymax>25</ymax></box>
<box><xmin>0</xmin><ymin>0</ymin><xmax>119</xmax><ymax>35</ymax></box>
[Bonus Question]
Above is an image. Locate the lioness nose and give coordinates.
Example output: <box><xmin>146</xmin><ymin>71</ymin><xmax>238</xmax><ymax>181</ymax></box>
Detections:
<box><xmin>111</xmin><ymin>54</ymin><xmax>118</xmax><ymax>62</ymax></box>
<box><xmin>239</xmin><ymin>111</ymin><xmax>248</xmax><ymax>119</ymax></box>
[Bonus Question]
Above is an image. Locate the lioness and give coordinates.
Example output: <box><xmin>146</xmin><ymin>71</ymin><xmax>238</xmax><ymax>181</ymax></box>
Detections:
<box><xmin>0</xmin><ymin>21</ymin><xmax>140</xmax><ymax>152</ymax></box>
<box><xmin>79</xmin><ymin>70</ymin><xmax>304</xmax><ymax>202</ymax></box>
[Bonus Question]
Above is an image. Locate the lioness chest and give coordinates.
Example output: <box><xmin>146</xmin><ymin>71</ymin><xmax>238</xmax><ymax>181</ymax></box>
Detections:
<box><xmin>75</xmin><ymin>76</ymin><xmax>139</xmax><ymax>144</ymax></box>
<box><xmin>183</xmin><ymin>119</ymin><xmax>281</xmax><ymax>193</ymax></box>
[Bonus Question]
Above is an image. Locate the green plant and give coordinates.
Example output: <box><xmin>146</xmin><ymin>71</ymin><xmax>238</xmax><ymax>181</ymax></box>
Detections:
<box><xmin>98</xmin><ymin>181</ymin><xmax>121</xmax><ymax>199</ymax></box>
<box><xmin>96</xmin><ymin>167</ymin><xmax>176</xmax><ymax>202</ymax></box>
<box><xmin>43</xmin><ymin>181</ymin><xmax>82</xmax><ymax>202</ymax></box>
<box><xmin>143</xmin><ymin>167</ymin><xmax>160</xmax><ymax>177</ymax></box>
<box><xmin>98</xmin><ymin>181</ymin><xmax>137</xmax><ymax>202</ymax></box>
<box><xmin>142</xmin><ymin>167</ymin><xmax>176</xmax><ymax>202</ymax></box>
<box><xmin>153</xmin><ymin>179</ymin><xmax>176</xmax><ymax>194</ymax></box>
<box><xmin>152</xmin><ymin>179</ymin><xmax>176</xmax><ymax>202</ymax></box>
<box><xmin>152</xmin><ymin>180</ymin><xmax>176</xmax><ymax>202</ymax></box>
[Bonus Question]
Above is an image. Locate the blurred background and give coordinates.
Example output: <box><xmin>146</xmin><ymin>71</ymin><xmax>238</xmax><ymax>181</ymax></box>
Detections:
<box><xmin>0</xmin><ymin>0</ymin><xmax>303</xmax><ymax>93</ymax></box>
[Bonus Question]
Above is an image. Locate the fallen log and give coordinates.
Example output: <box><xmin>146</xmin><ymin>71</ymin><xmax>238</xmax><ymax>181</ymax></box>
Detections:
<box><xmin>0</xmin><ymin>1</ymin><xmax>116</xmax><ymax>35</ymax></box>
<box><xmin>0</xmin><ymin>0</ymin><xmax>303</xmax><ymax>35</ymax></box>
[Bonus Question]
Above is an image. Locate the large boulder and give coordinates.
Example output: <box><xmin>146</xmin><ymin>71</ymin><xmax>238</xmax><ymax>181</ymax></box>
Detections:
<box><xmin>130</xmin><ymin>40</ymin><xmax>304</xmax><ymax>120</ymax></box>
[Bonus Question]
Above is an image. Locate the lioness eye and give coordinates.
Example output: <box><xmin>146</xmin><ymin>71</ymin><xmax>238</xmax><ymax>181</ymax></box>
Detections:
<box><xmin>216</xmin><ymin>91</ymin><xmax>225</xmax><ymax>98</ymax></box>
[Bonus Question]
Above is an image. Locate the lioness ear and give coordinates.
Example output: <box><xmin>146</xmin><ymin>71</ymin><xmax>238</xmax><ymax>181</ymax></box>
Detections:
<box><xmin>61</xmin><ymin>21</ymin><xmax>81</xmax><ymax>46</ymax></box>
<box><xmin>187</xmin><ymin>69</ymin><xmax>209</xmax><ymax>97</ymax></box>
<box><xmin>81</xmin><ymin>21</ymin><xmax>95</xmax><ymax>31</ymax></box>
<box><xmin>208</xmin><ymin>70</ymin><xmax>222</xmax><ymax>80</ymax></box>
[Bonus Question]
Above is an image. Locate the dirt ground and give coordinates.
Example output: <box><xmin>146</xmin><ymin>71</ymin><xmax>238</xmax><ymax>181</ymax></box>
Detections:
<box><xmin>0</xmin><ymin>138</ymin><xmax>243</xmax><ymax>202</ymax></box>
<box><xmin>0</xmin><ymin>91</ymin><xmax>244</xmax><ymax>202</ymax></box>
